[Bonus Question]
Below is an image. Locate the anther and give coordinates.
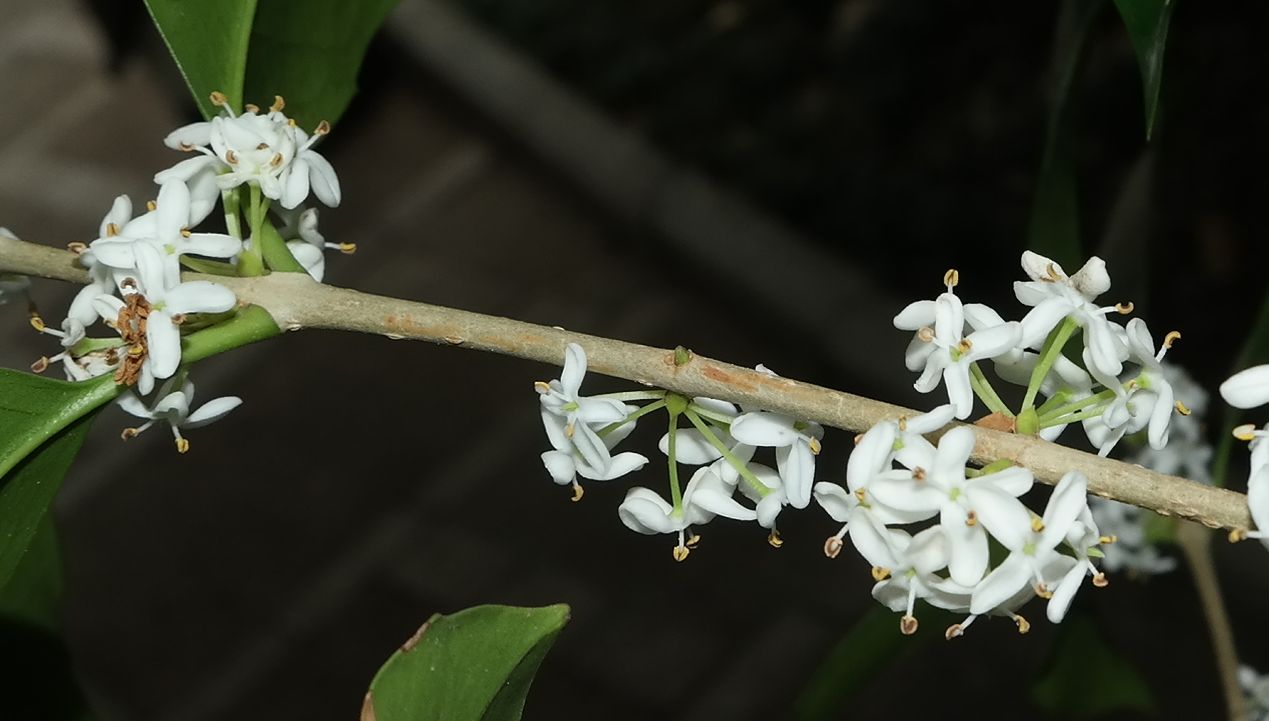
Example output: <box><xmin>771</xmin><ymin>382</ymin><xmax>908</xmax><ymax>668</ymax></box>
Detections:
<box><xmin>912</xmin><ymin>467</ymin><xmax>926</xmax><ymax>481</ymax></box>
<box><xmin>180</xmin><ymin>228</ymin><xmax>192</xmax><ymax>238</ymax></box>
<box><xmin>767</xmin><ymin>530</ymin><xmax>784</xmax><ymax>548</ymax></box>
<box><xmin>943</xmin><ymin>268</ymin><xmax>960</xmax><ymax>288</ymax></box>
<box><xmin>853</xmin><ymin>433</ymin><xmax>864</xmax><ymax>446</ymax></box>
<box><xmin>1233</xmin><ymin>424</ymin><xmax>1257</xmax><ymax>442</ymax></box>
<box><xmin>1034</xmin><ymin>582</ymin><xmax>1053</xmax><ymax>599</ymax></box>
<box><xmin>564</xmin><ymin>422</ymin><xmax>575</xmax><ymax>439</ymax></box>
<box><xmin>30</xmin><ymin>356</ymin><xmax>49</xmax><ymax>373</ymax></box>
<box><xmin>1030</xmin><ymin>517</ymin><xmax>1045</xmax><ymax>533</ymax></box>
<box><xmin>270</xmin><ymin>95</ymin><xmax>286</xmax><ymax>113</ymax></box>
<box><xmin>174</xmin><ymin>438</ymin><xmax>189</xmax><ymax>454</ymax></box>
<box><xmin>854</xmin><ymin>488</ymin><xmax>867</xmax><ymax>502</ymax></box>
<box><xmin>120</xmin><ymin>427</ymin><xmax>139</xmax><ymax>441</ymax></box>
<box><xmin>1099</xmin><ymin>535</ymin><xmax>1118</xmax><ymax>545</ymax></box>
<box><xmin>106</xmin><ymin>222</ymin><xmax>121</xmax><ymax>237</ymax></box>
<box><xmin>314</xmin><ymin>120</ymin><xmax>331</xmax><ymax>136</ymax></box>
<box><xmin>1114</xmin><ymin>301</ymin><xmax>1135</xmax><ymax>315</ymax></box>
<box><xmin>243</xmin><ymin>103</ymin><xmax>260</xmax><ymax>114</ymax></box>
<box><xmin>1229</xmin><ymin>529</ymin><xmax>1248</xmax><ymax>543</ymax></box>
<box><xmin>809</xmin><ymin>437</ymin><xmax>822</xmax><ymax>455</ymax></box>
<box><xmin>1045</xmin><ymin>262</ymin><xmax>1062</xmax><ymax>281</ymax></box>
<box><xmin>1092</xmin><ymin>573</ymin><xmax>1109</xmax><ymax>588</ymax></box>
<box><xmin>146</xmin><ymin>200</ymin><xmax>157</xmax><ymax>212</ymax></box>
<box><xmin>964</xmin><ymin>510</ymin><xmax>978</xmax><ymax>527</ymax></box>
<box><xmin>570</xmin><ymin>482</ymin><xmax>584</xmax><ymax>503</ymax></box>
<box><xmin>957</xmin><ymin>338</ymin><xmax>973</xmax><ymax>353</ymax></box>
<box><xmin>67</xmin><ymin>241</ymin><xmax>88</xmax><ymax>254</ymax></box>
<box><xmin>897</xmin><ymin>415</ymin><xmax>908</xmax><ymax>431</ymax></box>
<box><xmin>29</xmin><ymin>316</ymin><xmax>46</xmax><ymax>332</ymax></box>
<box><xmin>270</xmin><ymin>152</ymin><xmax>284</xmax><ymax>167</ymax></box>
<box><xmin>686</xmin><ymin>534</ymin><xmax>702</xmax><ymax>549</ymax></box>
<box><xmin>944</xmin><ymin>624</ymin><xmax>963</xmax><ymax>641</ymax></box>
<box><xmin>1175</xmin><ymin>400</ymin><xmax>1191</xmax><ymax>416</ymax></box>
<box><xmin>225</xmin><ymin>149</ymin><xmax>239</xmax><ymax>165</ymax></box>
<box><xmin>824</xmin><ymin>536</ymin><xmax>843</xmax><ymax>559</ymax></box>
<box><xmin>871</xmin><ymin>566</ymin><xmax>891</xmax><ymax>582</ymax></box>
<box><xmin>337</xmin><ymin>243</ymin><xmax>357</xmax><ymax>254</ymax></box>
<box><xmin>533</xmin><ymin>381</ymin><xmax>550</xmax><ymax>394</ymax></box>
<box><xmin>917</xmin><ymin>326</ymin><xmax>935</xmax><ymax>343</ymax></box>
<box><xmin>900</xmin><ymin>615</ymin><xmax>918</xmax><ymax>635</ymax></box>
<box><xmin>1012</xmin><ymin>614</ymin><xmax>1031</xmax><ymax>634</ymax></box>
<box><xmin>209</xmin><ymin>91</ymin><xmax>228</xmax><ymax>107</ymax></box>
<box><xmin>1163</xmin><ymin>330</ymin><xmax>1182</xmax><ymax>349</ymax></box>
<box><xmin>672</xmin><ymin>545</ymin><xmax>690</xmax><ymax>562</ymax></box>
<box><xmin>171</xmin><ymin>314</ymin><xmax>186</xmax><ymax>326</ymax></box>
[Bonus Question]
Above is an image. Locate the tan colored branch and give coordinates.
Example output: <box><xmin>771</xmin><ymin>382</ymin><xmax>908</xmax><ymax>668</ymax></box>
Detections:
<box><xmin>0</xmin><ymin>234</ymin><xmax>1253</xmax><ymax>531</ymax></box>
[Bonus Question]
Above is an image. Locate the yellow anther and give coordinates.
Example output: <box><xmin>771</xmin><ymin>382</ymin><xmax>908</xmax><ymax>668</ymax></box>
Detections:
<box><xmin>917</xmin><ymin>326</ymin><xmax>935</xmax><ymax>343</ymax></box>
<box><xmin>1229</xmin><ymin>529</ymin><xmax>1248</xmax><ymax>543</ymax></box>
<box><xmin>1092</xmin><ymin>573</ymin><xmax>1109</xmax><ymax>588</ymax></box>
<box><xmin>338</xmin><ymin>242</ymin><xmax>357</xmax><ymax>254</ymax></box>
<box><xmin>809</xmin><ymin>437</ymin><xmax>822</xmax><ymax>455</ymax></box>
<box><xmin>1163</xmin><ymin>330</ymin><xmax>1182</xmax><ymax>349</ymax></box>
<box><xmin>270</xmin><ymin>152</ymin><xmax>284</xmax><ymax>167</ymax></box>
<box><xmin>824</xmin><ymin>536</ymin><xmax>843</xmax><ymax>559</ymax></box>
<box><xmin>288</xmin><ymin>118</ymin><xmax>297</xmax><ymax>128</ymax></box>
<box><xmin>243</xmin><ymin>103</ymin><xmax>260</xmax><ymax>114</ymax></box>
<box><xmin>944</xmin><ymin>624</ymin><xmax>963</xmax><ymax>641</ymax></box>
<box><xmin>964</xmin><ymin>510</ymin><xmax>978</xmax><ymax>527</ymax></box>
<box><xmin>900</xmin><ymin>615</ymin><xmax>919</xmax><ymax>635</ymax></box>
<box><xmin>871</xmin><ymin>566</ymin><xmax>891</xmax><ymax>582</ymax></box>
<box><xmin>209</xmin><ymin>91</ymin><xmax>228</xmax><ymax>107</ymax></box>
<box><xmin>315</xmin><ymin>120</ymin><xmax>331</xmax><ymax>135</ymax></box>
<box><xmin>105</xmin><ymin>222</ymin><xmax>120</xmax><ymax>237</ymax></box>
<box><xmin>1030</xmin><ymin>517</ymin><xmax>1045</xmax><ymax>533</ymax></box>
<box><xmin>767</xmin><ymin>530</ymin><xmax>784</xmax><ymax>549</ymax></box>
<box><xmin>180</xmin><ymin>228</ymin><xmax>192</xmax><ymax>238</ymax></box>
<box><xmin>897</xmin><ymin>415</ymin><xmax>908</xmax><ymax>431</ymax></box>
<box><xmin>1099</xmin><ymin>535</ymin><xmax>1118</xmax><ymax>545</ymax></box>
<box><xmin>146</xmin><ymin>200</ymin><xmax>157</xmax><ymax>212</ymax></box>
<box><xmin>564</xmin><ymin>422</ymin><xmax>575</xmax><ymax>439</ymax></box>
<box><xmin>1034</xmin><ymin>582</ymin><xmax>1053</xmax><ymax>599</ymax></box>
<box><xmin>533</xmin><ymin>381</ymin><xmax>551</xmax><ymax>394</ymax></box>
<box><xmin>175</xmin><ymin>438</ymin><xmax>190</xmax><ymax>454</ymax></box>
<box><xmin>686</xmin><ymin>534</ymin><xmax>702</xmax><ymax>549</ymax></box>
<box><xmin>67</xmin><ymin>241</ymin><xmax>88</xmax><ymax>254</ymax></box>
<box><xmin>1013</xmin><ymin>614</ymin><xmax>1031</xmax><ymax>634</ymax></box>
<box><xmin>912</xmin><ymin>467</ymin><xmax>926</xmax><ymax>481</ymax></box>
<box><xmin>943</xmin><ymin>268</ymin><xmax>960</xmax><ymax>288</ymax></box>
<box><xmin>1175</xmin><ymin>400</ymin><xmax>1191</xmax><ymax>416</ymax></box>
<box><xmin>225</xmin><ymin>149</ymin><xmax>239</xmax><ymax>165</ymax></box>
<box><xmin>1045</xmin><ymin>262</ymin><xmax>1062</xmax><ymax>281</ymax></box>
<box><xmin>29</xmin><ymin>316</ymin><xmax>46</xmax><ymax>332</ymax></box>
<box><xmin>854</xmin><ymin>488</ymin><xmax>867</xmax><ymax>502</ymax></box>
<box><xmin>672</xmin><ymin>545</ymin><xmax>690</xmax><ymax>562</ymax></box>
<box><xmin>1233</xmin><ymin>424</ymin><xmax>1258</xmax><ymax>442</ymax></box>
<box><xmin>120</xmin><ymin>427</ymin><xmax>139</xmax><ymax>441</ymax></box>
<box><xmin>270</xmin><ymin>95</ymin><xmax>286</xmax><ymax>113</ymax></box>
<box><xmin>30</xmin><ymin>356</ymin><xmax>49</xmax><ymax>373</ymax></box>
<box><xmin>570</xmin><ymin>482</ymin><xmax>584</xmax><ymax>503</ymax></box>
<box><xmin>957</xmin><ymin>338</ymin><xmax>973</xmax><ymax>353</ymax></box>
<box><xmin>1115</xmin><ymin>301</ymin><xmax>1135</xmax><ymax>315</ymax></box>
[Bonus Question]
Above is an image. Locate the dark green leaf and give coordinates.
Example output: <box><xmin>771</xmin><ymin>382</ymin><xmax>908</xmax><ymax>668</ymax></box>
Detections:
<box><xmin>243</xmin><ymin>0</ymin><xmax>401</xmax><ymax>130</ymax></box>
<box><xmin>1112</xmin><ymin>0</ymin><xmax>1177</xmax><ymax>141</ymax></box>
<box><xmin>0</xmin><ymin>515</ymin><xmax>65</xmax><ymax>631</ymax></box>
<box><xmin>362</xmin><ymin>604</ymin><xmax>569</xmax><ymax>721</ymax></box>
<box><xmin>1032</xmin><ymin>615</ymin><xmax>1154</xmax><ymax>717</ymax></box>
<box><xmin>1027</xmin><ymin>0</ymin><xmax>1105</xmax><ymax>268</ymax></box>
<box><xmin>143</xmin><ymin>0</ymin><xmax>258</xmax><ymax>118</ymax></box>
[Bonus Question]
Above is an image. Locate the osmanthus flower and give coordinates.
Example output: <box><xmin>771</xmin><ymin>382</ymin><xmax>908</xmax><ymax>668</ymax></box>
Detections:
<box><xmin>618</xmin><ymin>466</ymin><xmax>757</xmax><ymax>561</ymax></box>
<box><xmin>969</xmin><ymin>471</ymin><xmax>1090</xmax><ymax>619</ymax></box>
<box><xmin>869</xmin><ymin>425</ymin><xmax>1034</xmax><ymax>586</ymax></box>
<box><xmin>276</xmin><ymin>207</ymin><xmax>354</xmax><ymax>282</ymax></box>
<box><xmin>848</xmin><ymin>511</ymin><xmax>972</xmax><ymax>635</ymax></box>
<box><xmin>537</xmin><ymin>343</ymin><xmax>648</xmax><ymax>499</ymax></box>
<box><xmin>1239</xmin><ymin>664</ymin><xmax>1269</xmax><ymax>721</ymax></box>
<box><xmin>161</xmin><ymin>93</ymin><xmax>340</xmax><ymax>210</ymax></box>
<box><xmin>1045</xmin><ymin>504</ymin><xmax>1109</xmax><ymax>623</ymax></box>
<box><xmin>1013</xmin><ymin>251</ymin><xmax>1130</xmax><ymax>379</ymax></box>
<box><xmin>729</xmin><ymin>409</ymin><xmax>822</xmax><ymax>509</ymax></box>
<box><xmin>893</xmin><ymin>274</ymin><xmax>1022</xmax><ymax>420</ymax></box>
<box><xmin>814</xmin><ymin>406</ymin><xmax>955</xmax><ymax>558</ymax></box>
<box><xmin>1124</xmin><ymin>362</ymin><xmax>1212</xmax><ymax>485</ymax></box>
<box><xmin>117</xmin><ymin>379</ymin><xmax>242</xmax><ymax>453</ymax></box>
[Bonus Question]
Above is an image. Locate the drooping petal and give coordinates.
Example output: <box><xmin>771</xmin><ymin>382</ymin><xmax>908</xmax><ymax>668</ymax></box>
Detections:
<box><xmin>1069</xmin><ymin>256</ymin><xmax>1110</xmax><ymax>299</ymax></box>
<box><xmin>912</xmin><ymin>351</ymin><xmax>947</xmax><ymax>393</ymax></box>
<box><xmin>904</xmin><ymin>404</ymin><xmax>956</xmax><ymax>435</ymax></box>
<box><xmin>906</xmin><ymin>525</ymin><xmax>950</xmax><ymax>575</ymax></box>
<box><xmin>1046</xmin><ymin>563</ymin><xmax>1088</xmax><ymax>623</ymax></box>
<box><xmin>164</xmin><ymin>281</ymin><xmax>237</xmax><ymax>315</ymax></box>
<box><xmin>1039</xmin><ymin>471</ymin><xmax>1089</xmax><ymax>550</ymax></box>
<box><xmin>281</xmin><ymin>157</ymin><xmax>311</xmax><ymax>210</ymax></box>
<box><xmin>185</xmin><ymin>396</ymin><xmax>243</xmax><ymax>428</ymax></box>
<box><xmin>540</xmin><ymin>409</ymin><xmax>570</xmax><ymax>452</ymax></box>
<box><xmin>617</xmin><ymin>488</ymin><xmax>678</xmax><ymax>534</ymax></box>
<box><xmin>932</xmin><ymin>426</ymin><xmax>975</xmax><ymax>482</ymax></box>
<box><xmin>777</xmin><ymin>442</ymin><xmax>814</xmax><ymax>509</ymax></box>
<box><xmin>847</xmin><ymin>509</ymin><xmax>900</xmax><ymax>569</ymax></box>
<box><xmin>658</xmin><ymin>428</ymin><xmax>724</xmax><ymax>465</ymax></box>
<box><xmin>1221</xmin><ymin>365</ymin><xmax>1269</xmax><ymax>410</ymax></box>
<box><xmin>933</xmin><ymin>292</ymin><xmax>964</xmax><ymax>344</ymax></box>
<box><xmin>1147</xmin><ymin>383</ymin><xmax>1175</xmax><ymax>450</ymax></box>
<box><xmin>182</xmin><ymin>233</ymin><xmax>242</xmax><ymax>259</ymax></box>
<box><xmin>978</xmin><ymin>465</ymin><xmax>1033</xmax><ymax>498</ymax></box>
<box><xmin>965</xmin><ymin>484</ymin><xmax>1032</xmax><ymax>552</ymax></box>
<box><xmin>867</xmin><ymin>474</ymin><xmax>945</xmax><ymax>514</ymax></box>
<box><xmin>570</xmin><ymin>422</ymin><xmax>612</xmax><ymax>472</ymax></box>
<box><xmin>963</xmin><ymin>322</ymin><xmax>1022</xmax><ymax>363</ymax></box>
<box><xmin>755</xmin><ymin>491</ymin><xmax>785</xmax><ymax>529</ymax></box>
<box><xmin>943</xmin><ymin>363</ymin><xmax>974</xmax><ymax>419</ymax></box>
<box><xmin>156</xmin><ymin>180</ymin><xmax>192</xmax><ymax>242</ymax></box>
<box><xmin>904</xmin><ymin>334</ymin><xmax>936</xmax><ymax>372</ymax></box>
<box><xmin>969</xmin><ymin>552</ymin><xmax>1030</xmax><ymax>614</ymax></box>
<box><xmin>893</xmin><ymin>300</ymin><xmax>936</xmax><ymax>331</ymax></box>
<box><xmin>730</xmin><ymin>412</ymin><xmax>799</xmax><ymax>448</ymax></box>
<box><xmin>560</xmin><ymin>343</ymin><xmax>587</xmax><ymax>397</ymax></box>
<box><xmin>541</xmin><ymin>450</ymin><xmax>576</xmax><ymax>485</ymax></box>
<box><xmin>846</xmin><ymin>421</ymin><xmax>896</xmax><ymax>491</ymax></box>
<box><xmin>305</xmin><ymin>151</ymin><xmax>341</xmax><ymax>207</ymax></box>
<box><xmin>1018</xmin><ymin>297</ymin><xmax>1071</xmax><ymax>349</ymax></box>
<box><xmin>98</xmin><ymin>195</ymin><xmax>133</xmax><ymax>238</ymax></box>
<box><xmin>812</xmin><ymin>482</ymin><xmax>854</xmax><ymax>522</ymax></box>
<box><xmin>163</xmin><ymin>121</ymin><xmax>213</xmax><ymax>150</ymax></box>
<box><xmin>573</xmin><ymin>396</ymin><xmax>627</xmax><ymax>425</ymax></box>
<box><xmin>146</xmin><ymin>310</ymin><xmax>182</xmax><ymax>379</ymax></box>
<box><xmin>582</xmin><ymin>451</ymin><xmax>648</xmax><ymax>481</ymax></box>
<box><xmin>691</xmin><ymin>487</ymin><xmax>758</xmax><ymax>522</ymax></box>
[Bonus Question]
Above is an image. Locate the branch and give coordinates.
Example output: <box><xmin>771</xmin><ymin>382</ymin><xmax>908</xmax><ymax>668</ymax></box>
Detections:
<box><xmin>0</xmin><ymin>234</ymin><xmax>1252</xmax><ymax>531</ymax></box>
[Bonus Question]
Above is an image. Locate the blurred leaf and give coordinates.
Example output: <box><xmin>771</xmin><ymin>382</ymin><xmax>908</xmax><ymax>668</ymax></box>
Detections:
<box><xmin>1032</xmin><ymin>615</ymin><xmax>1154</xmax><ymax>717</ymax></box>
<box><xmin>792</xmin><ymin>606</ymin><xmax>954</xmax><ymax>721</ymax></box>
<box><xmin>0</xmin><ymin>370</ymin><xmax>115</xmax><ymax>592</ymax></box>
<box><xmin>1028</xmin><ymin>0</ymin><xmax>1105</xmax><ymax>268</ymax></box>
<box><xmin>362</xmin><ymin>604</ymin><xmax>569</xmax><ymax>721</ymax></box>
<box><xmin>143</xmin><ymin>0</ymin><xmax>258</xmax><ymax>118</ymax></box>
<box><xmin>243</xmin><ymin>0</ymin><xmax>400</xmax><ymax>130</ymax></box>
<box><xmin>0</xmin><ymin>516</ymin><xmax>65</xmax><ymax>631</ymax></box>
<box><xmin>1112</xmin><ymin>0</ymin><xmax>1177</xmax><ymax>141</ymax></box>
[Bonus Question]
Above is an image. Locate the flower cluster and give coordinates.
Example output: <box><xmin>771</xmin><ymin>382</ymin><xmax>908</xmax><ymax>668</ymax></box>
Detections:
<box><xmin>24</xmin><ymin>92</ymin><xmax>347</xmax><ymax>450</ymax></box>
<box><xmin>1221</xmin><ymin>363</ymin><xmax>1269</xmax><ymax>547</ymax></box>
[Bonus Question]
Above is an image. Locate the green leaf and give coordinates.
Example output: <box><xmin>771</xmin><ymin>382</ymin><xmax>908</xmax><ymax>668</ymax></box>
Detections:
<box><xmin>1027</xmin><ymin>0</ymin><xmax>1105</xmax><ymax>268</ymax></box>
<box><xmin>1112</xmin><ymin>0</ymin><xmax>1177</xmax><ymax>141</ymax></box>
<box><xmin>1032</xmin><ymin>615</ymin><xmax>1154</xmax><ymax>717</ymax></box>
<box><xmin>0</xmin><ymin>515</ymin><xmax>65</xmax><ymax>631</ymax></box>
<box><xmin>362</xmin><ymin>604</ymin><xmax>569</xmax><ymax>721</ymax></box>
<box><xmin>0</xmin><ymin>370</ymin><xmax>116</xmax><ymax>591</ymax></box>
<box><xmin>143</xmin><ymin>0</ymin><xmax>259</xmax><ymax>118</ymax></box>
<box><xmin>243</xmin><ymin>0</ymin><xmax>401</xmax><ymax>130</ymax></box>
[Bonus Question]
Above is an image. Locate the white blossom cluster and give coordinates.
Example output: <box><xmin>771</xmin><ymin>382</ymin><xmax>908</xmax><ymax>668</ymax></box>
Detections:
<box><xmin>20</xmin><ymin>92</ymin><xmax>346</xmax><ymax>451</ymax></box>
<box><xmin>1221</xmin><ymin>363</ymin><xmax>1269</xmax><ymax>547</ymax></box>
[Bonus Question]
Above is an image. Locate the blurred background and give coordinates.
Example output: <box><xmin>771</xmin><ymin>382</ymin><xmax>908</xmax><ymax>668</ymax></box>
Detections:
<box><xmin>0</xmin><ymin>0</ymin><xmax>1267</xmax><ymax>718</ymax></box>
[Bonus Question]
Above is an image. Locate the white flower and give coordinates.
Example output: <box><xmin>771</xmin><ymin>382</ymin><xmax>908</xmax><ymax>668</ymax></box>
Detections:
<box><xmin>1045</xmin><ymin>505</ymin><xmax>1108</xmax><ymax>622</ymax></box>
<box><xmin>869</xmin><ymin>425</ymin><xmax>1034</xmax><ymax>586</ymax></box>
<box><xmin>618</xmin><ymin>466</ymin><xmax>757</xmax><ymax>560</ymax></box>
<box><xmin>1089</xmin><ymin>498</ymin><xmax>1176</xmax><ymax>575</ymax></box>
<box><xmin>895</xmin><ymin>289</ymin><xmax>1022</xmax><ymax>420</ymax></box>
<box><xmin>729</xmin><ymin>410</ymin><xmax>822</xmax><ymax>509</ymax></box>
<box><xmin>1239</xmin><ymin>665</ymin><xmax>1269</xmax><ymax>721</ymax></box>
<box><xmin>117</xmin><ymin>379</ymin><xmax>241</xmax><ymax>453</ymax></box>
<box><xmin>1222</xmin><ymin>364</ymin><xmax>1269</xmax><ymax>409</ymax></box>
<box><xmin>1013</xmin><ymin>251</ymin><xmax>1129</xmax><ymax>378</ymax></box>
<box><xmin>277</xmin><ymin>207</ymin><xmax>352</xmax><ymax>282</ymax></box>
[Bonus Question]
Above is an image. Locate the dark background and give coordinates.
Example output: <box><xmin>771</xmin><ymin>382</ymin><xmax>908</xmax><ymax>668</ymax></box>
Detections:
<box><xmin>0</xmin><ymin>0</ymin><xmax>1267</xmax><ymax>718</ymax></box>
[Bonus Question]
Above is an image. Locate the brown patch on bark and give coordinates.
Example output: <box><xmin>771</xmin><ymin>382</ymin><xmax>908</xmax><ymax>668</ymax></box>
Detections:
<box><xmin>700</xmin><ymin>364</ymin><xmax>757</xmax><ymax>392</ymax></box>
<box><xmin>974</xmin><ymin>412</ymin><xmax>1016</xmax><ymax>433</ymax></box>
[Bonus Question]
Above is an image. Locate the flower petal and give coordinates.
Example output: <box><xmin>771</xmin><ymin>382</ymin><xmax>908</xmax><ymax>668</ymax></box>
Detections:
<box><xmin>730</xmin><ymin>412</ymin><xmax>798</xmax><ymax>447</ymax></box>
<box><xmin>617</xmin><ymin>488</ymin><xmax>677</xmax><ymax>534</ymax></box>
<box><xmin>942</xmin><ymin>503</ymin><xmax>988</xmax><ymax>586</ymax></box>
<box><xmin>1221</xmin><ymin>365</ymin><xmax>1269</xmax><ymax>410</ymax></box>
<box><xmin>305</xmin><ymin>151</ymin><xmax>341</xmax><ymax>207</ymax></box>
<box><xmin>185</xmin><ymin>396</ymin><xmax>243</xmax><ymax>428</ymax></box>
<box><xmin>541</xmin><ymin>450</ymin><xmax>576</xmax><ymax>485</ymax></box>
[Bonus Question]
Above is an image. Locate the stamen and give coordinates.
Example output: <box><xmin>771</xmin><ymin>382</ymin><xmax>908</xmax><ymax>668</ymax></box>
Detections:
<box><xmin>1092</xmin><ymin>573</ymin><xmax>1109</xmax><ymax>588</ymax></box>
<box><xmin>533</xmin><ymin>381</ymin><xmax>550</xmax><ymax>394</ymax></box>
<box><xmin>1229</xmin><ymin>529</ymin><xmax>1248</xmax><ymax>543</ymax></box>
<box><xmin>943</xmin><ymin>268</ymin><xmax>960</xmax><ymax>288</ymax></box>
<box><xmin>29</xmin><ymin>315</ymin><xmax>46</xmax><ymax>332</ymax></box>
<box><xmin>808</xmin><ymin>437</ymin><xmax>822</xmax><ymax>455</ymax></box>
<box><xmin>685</xmin><ymin>533</ymin><xmax>702</xmax><ymax>549</ymax></box>
<box><xmin>314</xmin><ymin>120</ymin><xmax>331</xmax><ymax>136</ymax></box>
<box><xmin>209</xmin><ymin>91</ymin><xmax>229</xmax><ymax>107</ymax></box>
<box><xmin>1175</xmin><ymin>400</ymin><xmax>1191</xmax><ymax>416</ymax></box>
<box><xmin>944</xmin><ymin>624</ymin><xmax>963</xmax><ymax>640</ymax></box>
<box><xmin>1114</xmin><ymin>301</ymin><xmax>1134</xmax><ymax>315</ymax></box>
<box><xmin>106</xmin><ymin>222</ymin><xmax>120</xmax><ymax>237</ymax></box>
<box><xmin>1044</xmin><ymin>262</ymin><xmax>1062</xmax><ymax>281</ymax></box>
<box><xmin>957</xmin><ymin>338</ymin><xmax>973</xmax><ymax>353</ymax></box>
<box><xmin>912</xmin><ymin>467</ymin><xmax>926</xmax><ymax>481</ymax></box>
<box><xmin>1099</xmin><ymin>535</ymin><xmax>1118</xmax><ymax>545</ymax></box>
<box><xmin>570</xmin><ymin>481</ymin><xmax>584</xmax><ymax>502</ymax></box>
<box><xmin>900</xmin><ymin>615</ymin><xmax>918</xmax><ymax>635</ymax></box>
<box><xmin>270</xmin><ymin>95</ymin><xmax>286</xmax><ymax>113</ymax></box>
<box><xmin>917</xmin><ymin>326</ymin><xmax>935</xmax><ymax>343</ymax></box>
<box><xmin>30</xmin><ymin>356</ymin><xmax>49</xmax><ymax>373</ymax></box>
<box><xmin>1163</xmin><ymin>330</ymin><xmax>1181</xmax><ymax>349</ymax></box>
<box><xmin>67</xmin><ymin>241</ymin><xmax>88</xmax><ymax>254</ymax></box>
<box><xmin>896</xmin><ymin>415</ymin><xmax>908</xmax><ymax>431</ymax></box>
<box><xmin>854</xmin><ymin>488</ymin><xmax>867</xmax><ymax>502</ymax></box>
<box><xmin>225</xmin><ymin>149</ymin><xmax>239</xmax><ymax>165</ymax></box>
<box><xmin>336</xmin><ymin>242</ymin><xmax>357</xmax><ymax>254</ymax></box>
<box><xmin>270</xmin><ymin>152</ymin><xmax>284</xmax><ymax>167</ymax></box>
<box><xmin>1033</xmin><ymin>582</ymin><xmax>1053</xmax><ymax>599</ymax></box>
<box><xmin>823</xmin><ymin>535</ymin><xmax>844</xmax><ymax>559</ymax></box>
<box><xmin>174</xmin><ymin>437</ymin><xmax>190</xmax><ymax>453</ymax></box>
<box><xmin>1011</xmin><ymin>614</ymin><xmax>1031</xmax><ymax>634</ymax></box>
<box><xmin>767</xmin><ymin>530</ymin><xmax>784</xmax><ymax>548</ymax></box>
<box><xmin>243</xmin><ymin>103</ymin><xmax>260</xmax><ymax>114</ymax></box>
<box><xmin>1030</xmin><ymin>516</ymin><xmax>1045</xmax><ymax>533</ymax></box>
<box><xmin>1233</xmin><ymin>424</ymin><xmax>1258</xmax><ymax>442</ymax></box>
<box><xmin>853</xmin><ymin>433</ymin><xmax>864</xmax><ymax>446</ymax></box>
<box><xmin>180</xmin><ymin>228</ymin><xmax>192</xmax><ymax>238</ymax></box>
<box><xmin>871</xmin><ymin>566</ymin><xmax>891</xmax><ymax>582</ymax></box>
<box><xmin>964</xmin><ymin>510</ymin><xmax>978</xmax><ymax>527</ymax></box>
<box><xmin>564</xmin><ymin>422</ymin><xmax>575</xmax><ymax>439</ymax></box>
<box><xmin>672</xmin><ymin>544</ymin><xmax>690</xmax><ymax>562</ymax></box>
<box><xmin>146</xmin><ymin>200</ymin><xmax>157</xmax><ymax>212</ymax></box>
<box><xmin>120</xmin><ymin>427</ymin><xmax>139</xmax><ymax>441</ymax></box>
